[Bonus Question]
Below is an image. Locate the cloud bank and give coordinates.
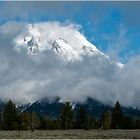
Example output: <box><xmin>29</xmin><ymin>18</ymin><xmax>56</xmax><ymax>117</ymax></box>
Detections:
<box><xmin>0</xmin><ymin>21</ymin><xmax>140</xmax><ymax>109</ymax></box>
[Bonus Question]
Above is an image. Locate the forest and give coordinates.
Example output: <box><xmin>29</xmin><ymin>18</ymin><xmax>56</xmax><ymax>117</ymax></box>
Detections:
<box><xmin>0</xmin><ymin>100</ymin><xmax>140</xmax><ymax>131</ymax></box>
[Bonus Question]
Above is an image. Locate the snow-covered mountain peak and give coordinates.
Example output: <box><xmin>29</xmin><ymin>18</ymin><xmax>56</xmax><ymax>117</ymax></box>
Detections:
<box><xmin>28</xmin><ymin>24</ymin><xmax>41</xmax><ymax>37</ymax></box>
<box><xmin>14</xmin><ymin>22</ymin><xmax>124</xmax><ymax>70</ymax></box>
<box><xmin>14</xmin><ymin>23</ymin><xmax>105</xmax><ymax>61</ymax></box>
<box><xmin>52</xmin><ymin>38</ymin><xmax>81</xmax><ymax>61</ymax></box>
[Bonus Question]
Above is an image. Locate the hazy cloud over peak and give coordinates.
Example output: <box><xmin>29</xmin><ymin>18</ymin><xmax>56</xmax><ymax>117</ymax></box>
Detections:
<box><xmin>0</xmin><ymin>21</ymin><xmax>140</xmax><ymax>109</ymax></box>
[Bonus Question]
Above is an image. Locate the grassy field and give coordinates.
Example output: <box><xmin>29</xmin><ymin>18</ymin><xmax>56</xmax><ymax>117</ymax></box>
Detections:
<box><xmin>0</xmin><ymin>130</ymin><xmax>140</xmax><ymax>139</ymax></box>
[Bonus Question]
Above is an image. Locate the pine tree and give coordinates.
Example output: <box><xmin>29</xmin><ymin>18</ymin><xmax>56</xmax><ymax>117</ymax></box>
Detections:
<box><xmin>30</xmin><ymin>112</ymin><xmax>40</xmax><ymax>131</ymax></box>
<box><xmin>88</xmin><ymin>117</ymin><xmax>97</xmax><ymax>129</ymax></box>
<box><xmin>0</xmin><ymin>110</ymin><xmax>3</xmax><ymax>130</ymax></box>
<box><xmin>111</xmin><ymin>101</ymin><xmax>124</xmax><ymax>129</ymax></box>
<box><xmin>45</xmin><ymin>118</ymin><xmax>59</xmax><ymax>130</ymax></box>
<box><xmin>135</xmin><ymin>119</ymin><xmax>140</xmax><ymax>129</ymax></box>
<box><xmin>3</xmin><ymin>100</ymin><xmax>18</xmax><ymax>130</ymax></box>
<box><xmin>39</xmin><ymin>117</ymin><xmax>47</xmax><ymax>130</ymax></box>
<box><xmin>124</xmin><ymin>116</ymin><xmax>134</xmax><ymax>129</ymax></box>
<box><xmin>60</xmin><ymin>102</ymin><xmax>74</xmax><ymax>129</ymax></box>
<box><xmin>101</xmin><ymin>111</ymin><xmax>111</xmax><ymax>129</ymax></box>
<box><xmin>19</xmin><ymin>112</ymin><xmax>30</xmax><ymax>130</ymax></box>
<box><xmin>75</xmin><ymin>105</ymin><xmax>88</xmax><ymax>129</ymax></box>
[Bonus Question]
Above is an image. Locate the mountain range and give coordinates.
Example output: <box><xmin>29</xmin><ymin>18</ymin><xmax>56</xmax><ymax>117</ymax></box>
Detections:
<box><xmin>15</xmin><ymin>97</ymin><xmax>140</xmax><ymax>118</ymax></box>
<box><xmin>0</xmin><ymin>97</ymin><xmax>140</xmax><ymax>118</ymax></box>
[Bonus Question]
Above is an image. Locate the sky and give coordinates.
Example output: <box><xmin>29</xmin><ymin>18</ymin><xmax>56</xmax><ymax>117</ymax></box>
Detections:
<box><xmin>1</xmin><ymin>1</ymin><xmax>140</xmax><ymax>63</ymax></box>
<box><xmin>0</xmin><ymin>1</ymin><xmax>140</xmax><ymax>108</ymax></box>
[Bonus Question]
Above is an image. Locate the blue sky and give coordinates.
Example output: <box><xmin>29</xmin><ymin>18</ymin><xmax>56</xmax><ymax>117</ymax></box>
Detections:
<box><xmin>0</xmin><ymin>1</ymin><xmax>140</xmax><ymax>63</ymax></box>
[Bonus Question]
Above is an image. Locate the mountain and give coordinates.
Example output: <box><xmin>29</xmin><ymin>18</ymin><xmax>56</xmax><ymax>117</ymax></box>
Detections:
<box><xmin>15</xmin><ymin>24</ymin><xmax>102</xmax><ymax>59</ymax></box>
<box><xmin>16</xmin><ymin>97</ymin><xmax>140</xmax><ymax>119</ymax></box>
<box><xmin>17</xmin><ymin>97</ymin><xmax>64</xmax><ymax>118</ymax></box>
<box><xmin>14</xmin><ymin>23</ymin><xmax>123</xmax><ymax>68</ymax></box>
<box><xmin>0</xmin><ymin>97</ymin><xmax>139</xmax><ymax>119</ymax></box>
<box><xmin>0</xmin><ymin>100</ymin><xmax>5</xmax><ymax>111</ymax></box>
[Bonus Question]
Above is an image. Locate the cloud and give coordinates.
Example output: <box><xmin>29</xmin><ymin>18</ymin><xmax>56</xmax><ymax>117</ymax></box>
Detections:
<box><xmin>0</xmin><ymin>21</ymin><xmax>140</xmax><ymax>109</ymax></box>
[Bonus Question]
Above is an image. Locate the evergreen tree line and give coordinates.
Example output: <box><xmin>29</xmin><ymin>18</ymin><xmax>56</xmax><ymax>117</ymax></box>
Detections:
<box><xmin>0</xmin><ymin>100</ymin><xmax>140</xmax><ymax>130</ymax></box>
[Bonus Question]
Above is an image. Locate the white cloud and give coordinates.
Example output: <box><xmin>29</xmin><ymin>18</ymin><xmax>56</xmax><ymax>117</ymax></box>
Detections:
<box><xmin>0</xmin><ymin>21</ymin><xmax>140</xmax><ymax>109</ymax></box>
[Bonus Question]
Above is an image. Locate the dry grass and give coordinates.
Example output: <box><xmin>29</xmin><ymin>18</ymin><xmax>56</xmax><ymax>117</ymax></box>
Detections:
<box><xmin>0</xmin><ymin>130</ymin><xmax>140</xmax><ymax>139</ymax></box>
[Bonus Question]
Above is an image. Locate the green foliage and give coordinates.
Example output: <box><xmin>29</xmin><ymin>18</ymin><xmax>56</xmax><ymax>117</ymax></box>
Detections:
<box><xmin>60</xmin><ymin>102</ymin><xmax>74</xmax><ymax>129</ymax></box>
<box><xmin>135</xmin><ymin>119</ymin><xmax>140</xmax><ymax>129</ymax></box>
<box><xmin>39</xmin><ymin>117</ymin><xmax>61</xmax><ymax>130</ymax></box>
<box><xmin>0</xmin><ymin>111</ymin><xmax>3</xmax><ymax>129</ymax></box>
<box><xmin>30</xmin><ymin>112</ymin><xmax>40</xmax><ymax>131</ymax></box>
<box><xmin>111</xmin><ymin>101</ymin><xmax>124</xmax><ymax>129</ymax></box>
<box><xmin>124</xmin><ymin>116</ymin><xmax>135</xmax><ymax>129</ymax></box>
<box><xmin>39</xmin><ymin>117</ymin><xmax>47</xmax><ymax>130</ymax></box>
<box><xmin>75</xmin><ymin>105</ymin><xmax>88</xmax><ymax>129</ymax></box>
<box><xmin>0</xmin><ymin>99</ymin><xmax>139</xmax><ymax>130</ymax></box>
<box><xmin>101</xmin><ymin>111</ymin><xmax>111</xmax><ymax>129</ymax></box>
<box><xmin>3</xmin><ymin>100</ymin><xmax>18</xmax><ymax>130</ymax></box>
<box><xmin>19</xmin><ymin>112</ymin><xmax>30</xmax><ymax>130</ymax></box>
<box><xmin>89</xmin><ymin>117</ymin><xmax>97</xmax><ymax>129</ymax></box>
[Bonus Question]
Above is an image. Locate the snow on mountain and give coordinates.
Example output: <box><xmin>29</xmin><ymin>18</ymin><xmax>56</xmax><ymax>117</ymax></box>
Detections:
<box><xmin>53</xmin><ymin>38</ymin><xmax>80</xmax><ymax>61</ymax></box>
<box><xmin>14</xmin><ymin>23</ymin><xmax>111</xmax><ymax>62</ymax></box>
<box><xmin>15</xmin><ymin>97</ymin><xmax>140</xmax><ymax>118</ymax></box>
